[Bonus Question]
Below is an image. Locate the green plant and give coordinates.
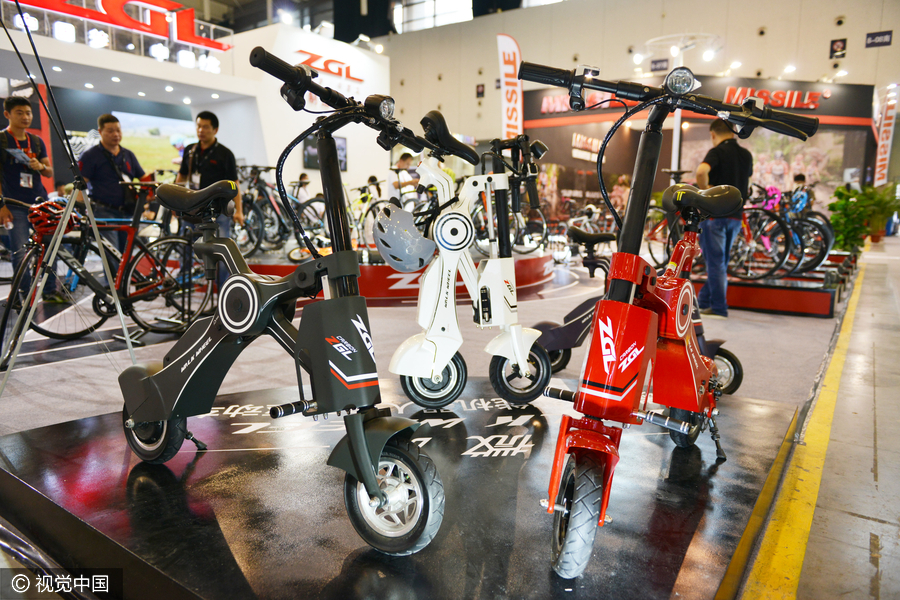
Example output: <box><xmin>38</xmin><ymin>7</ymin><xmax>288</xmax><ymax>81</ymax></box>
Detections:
<box><xmin>828</xmin><ymin>187</ymin><xmax>869</xmax><ymax>251</ymax></box>
<box><xmin>860</xmin><ymin>183</ymin><xmax>900</xmax><ymax>233</ymax></box>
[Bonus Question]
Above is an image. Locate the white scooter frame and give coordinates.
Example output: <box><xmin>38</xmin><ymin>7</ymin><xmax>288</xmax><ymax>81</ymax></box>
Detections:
<box><xmin>389</xmin><ymin>153</ymin><xmax>550</xmax><ymax>408</ymax></box>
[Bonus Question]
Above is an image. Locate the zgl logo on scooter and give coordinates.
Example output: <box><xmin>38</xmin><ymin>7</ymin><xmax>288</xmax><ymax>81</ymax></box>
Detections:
<box><xmin>326</xmin><ymin>336</ymin><xmax>357</xmax><ymax>360</ymax></box>
<box><xmin>596</xmin><ymin>317</ymin><xmax>616</xmax><ymax>374</ymax></box>
<box><xmin>351</xmin><ymin>314</ymin><xmax>376</xmax><ymax>362</ymax></box>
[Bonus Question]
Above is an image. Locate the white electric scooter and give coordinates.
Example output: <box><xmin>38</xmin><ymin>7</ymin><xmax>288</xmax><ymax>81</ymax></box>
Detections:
<box><xmin>377</xmin><ymin>112</ymin><xmax>552</xmax><ymax>408</ymax></box>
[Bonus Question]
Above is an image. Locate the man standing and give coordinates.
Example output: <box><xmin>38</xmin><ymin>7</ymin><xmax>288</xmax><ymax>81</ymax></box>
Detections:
<box><xmin>387</xmin><ymin>152</ymin><xmax>418</xmax><ymax>210</ymax></box>
<box><xmin>176</xmin><ymin>111</ymin><xmax>243</xmax><ymax>229</ymax></box>
<box><xmin>695</xmin><ymin>119</ymin><xmax>753</xmax><ymax>319</ymax></box>
<box><xmin>78</xmin><ymin>113</ymin><xmax>146</xmax><ymax>252</ymax></box>
<box><xmin>0</xmin><ymin>96</ymin><xmax>64</xmax><ymax>302</ymax></box>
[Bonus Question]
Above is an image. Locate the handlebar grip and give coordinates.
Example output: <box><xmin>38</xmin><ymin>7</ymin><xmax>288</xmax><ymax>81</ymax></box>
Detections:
<box><xmin>544</xmin><ymin>387</ymin><xmax>575</xmax><ymax>402</ymax></box>
<box><xmin>764</xmin><ymin>107</ymin><xmax>819</xmax><ymax>138</ymax></box>
<box><xmin>758</xmin><ymin>117</ymin><xmax>810</xmax><ymax>141</ymax></box>
<box><xmin>518</xmin><ymin>61</ymin><xmax>574</xmax><ymax>89</ymax></box>
<box><xmin>526</xmin><ymin>180</ymin><xmax>541</xmax><ymax>210</ymax></box>
<box><xmin>249</xmin><ymin>46</ymin><xmax>304</xmax><ymax>86</ymax></box>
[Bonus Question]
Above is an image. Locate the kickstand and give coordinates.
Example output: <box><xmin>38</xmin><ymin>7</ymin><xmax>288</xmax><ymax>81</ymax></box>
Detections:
<box><xmin>709</xmin><ymin>416</ymin><xmax>727</xmax><ymax>463</ymax></box>
<box><xmin>185</xmin><ymin>430</ymin><xmax>207</xmax><ymax>451</ymax></box>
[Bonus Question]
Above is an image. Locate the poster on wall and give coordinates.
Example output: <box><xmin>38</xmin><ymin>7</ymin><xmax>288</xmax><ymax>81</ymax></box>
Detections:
<box><xmin>303</xmin><ymin>136</ymin><xmax>347</xmax><ymax>171</ymax></box>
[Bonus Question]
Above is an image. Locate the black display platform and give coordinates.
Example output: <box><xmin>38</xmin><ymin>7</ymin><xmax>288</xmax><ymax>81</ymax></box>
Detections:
<box><xmin>0</xmin><ymin>379</ymin><xmax>794</xmax><ymax>600</ymax></box>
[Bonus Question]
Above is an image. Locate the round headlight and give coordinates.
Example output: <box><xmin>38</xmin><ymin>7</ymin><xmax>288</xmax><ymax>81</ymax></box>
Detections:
<box><xmin>379</xmin><ymin>97</ymin><xmax>395</xmax><ymax>119</ymax></box>
<box><xmin>664</xmin><ymin>67</ymin><xmax>695</xmax><ymax>96</ymax></box>
<box><xmin>364</xmin><ymin>95</ymin><xmax>395</xmax><ymax>119</ymax></box>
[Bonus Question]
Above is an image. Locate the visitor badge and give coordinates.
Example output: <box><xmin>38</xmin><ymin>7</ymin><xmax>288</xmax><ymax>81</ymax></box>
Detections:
<box><xmin>191</xmin><ymin>173</ymin><xmax>201</xmax><ymax>189</ymax></box>
<box><xmin>20</xmin><ymin>172</ymin><xmax>32</xmax><ymax>188</ymax></box>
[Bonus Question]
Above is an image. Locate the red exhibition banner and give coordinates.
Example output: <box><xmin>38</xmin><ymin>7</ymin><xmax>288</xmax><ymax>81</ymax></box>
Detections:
<box><xmin>497</xmin><ymin>34</ymin><xmax>523</xmax><ymax>139</ymax></box>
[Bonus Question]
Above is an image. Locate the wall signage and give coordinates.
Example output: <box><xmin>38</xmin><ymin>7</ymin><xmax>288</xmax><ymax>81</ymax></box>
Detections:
<box><xmin>650</xmin><ymin>59</ymin><xmax>669</xmax><ymax>72</ymax></box>
<box><xmin>723</xmin><ymin>86</ymin><xmax>825</xmax><ymax>110</ymax></box>
<box><xmin>294</xmin><ymin>50</ymin><xmax>364</xmax><ymax>82</ymax></box>
<box><xmin>830</xmin><ymin>38</ymin><xmax>846</xmax><ymax>59</ymax></box>
<box><xmin>18</xmin><ymin>0</ymin><xmax>232</xmax><ymax>52</ymax></box>
<box><xmin>866</xmin><ymin>30</ymin><xmax>892</xmax><ymax>48</ymax></box>
<box><xmin>874</xmin><ymin>101</ymin><xmax>895</xmax><ymax>187</ymax></box>
<box><xmin>497</xmin><ymin>34</ymin><xmax>523</xmax><ymax>139</ymax></box>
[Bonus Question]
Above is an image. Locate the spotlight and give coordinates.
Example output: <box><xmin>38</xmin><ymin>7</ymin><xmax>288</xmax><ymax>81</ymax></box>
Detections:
<box><xmin>670</xmin><ymin>45</ymin><xmax>680</xmax><ymax>58</ymax></box>
<box><xmin>633</xmin><ymin>53</ymin><xmax>644</xmax><ymax>65</ymax></box>
<box><xmin>730</xmin><ymin>61</ymin><xmax>742</xmax><ymax>69</ymax></box>
<box><xmin>702</xmin><ymin>49</ymin><xmax>715</xmax><ymax>62</ymax></box>
<box><xmin>783</xmin><ymin>65</ymin><xmax>796</xmax><ymax>73</ymax></box>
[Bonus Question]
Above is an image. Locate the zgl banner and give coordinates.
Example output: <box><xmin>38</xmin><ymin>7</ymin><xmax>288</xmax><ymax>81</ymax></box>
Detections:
<box><xmin>497</xmin><ymin>34</ymin><xmax>523</xmax><ymax>139</ymax></box>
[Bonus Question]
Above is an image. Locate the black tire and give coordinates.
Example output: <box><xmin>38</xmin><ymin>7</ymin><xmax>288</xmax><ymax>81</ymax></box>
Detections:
<box><xmin>231</xmin><ymin>201</ymin><xmax>264</xmax><ymax>258</ymax></box>
<box><xmin>344</xmin><ymin>437</ymin><xmax>445</xmax><ymax>556</ymax></box>
<box><xmin>24</xmin><ymin>243</ymin><xmax>109</xmax><ymax>340</ymax></box>
<box><xmin>400</xmin><ymin>352</ymin><xmax>467</xmax><ymax>409</ymax></box>
<box><xmin>551</xmin><ymin>454</ymin><xmax>605</xmax><ymax>579</ymax></box>
<box><xmin>728</xmin><ymin>208</ymin><xmax>793</xmax><ymax>280</ymax></box>
<box><xmin>714</xmin><ymin>347</ymin><xmax>743</xmax><ymax>395</ymax></box>
<box><xmin>124</xmin><ymin>237</ymin><xmax>212</xmax><ymax>333</ymax></box>
<box><xmin>489</xmin><ymin>342</ymin><xmax>552</xmax><ymax>404</ymax></box>
<box><xmin>668</xmin><ymin>407</ymin><xmax>702</xmax><ymax>448</ymax></box>
<box><xmin>548</xmin><ymin>348</ymin><xmax>572</xmax><ymax>373</ymax></box>
<box><xmin>643</xmin><ymin>206</ymin><xmax>671</xmax><ymax>268</ymax></box>
<box><xmin>296</xmin><ymin>199</ymin><xmax>331</xmax><ymax>251</ymax></box>
<box><xmin>793</xmin><ymin>218</ymin><xmax>833</xmax><ymax>274</ymax></box>
<box><xmin>0</xmin><ymin>245</ymin><xmax>39</xmax><ymax>369</ymax></box>
<box><xmin>123</xmin><ymin>404</ymin><xmax>187</xmax><ymax>464</ymax></box>
<box><xmin>513</xmin><ymin>207</ymin><xmax>548</xmax><ymax>254</ymax></box>
<box><xmin>258</xmin><ymin>198</ymin><xmax>288</xmax><ymax>250</ymax></box>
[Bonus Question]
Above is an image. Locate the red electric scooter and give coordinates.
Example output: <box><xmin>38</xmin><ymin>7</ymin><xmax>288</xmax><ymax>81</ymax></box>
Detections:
<box><xmin>518</xmin><ymin>61</ymin><xmax>818</xmax><ymax>579</ymax></box>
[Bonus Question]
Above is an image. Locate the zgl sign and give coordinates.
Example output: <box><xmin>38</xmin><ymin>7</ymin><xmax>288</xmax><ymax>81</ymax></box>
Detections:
<box><xmin>19</xmin><ymin>0</ymin><xmax>231</xmax><ymax>51</ymax></box>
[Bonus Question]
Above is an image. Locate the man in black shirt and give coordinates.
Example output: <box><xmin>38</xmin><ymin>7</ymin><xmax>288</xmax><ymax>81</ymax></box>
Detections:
<box><xmin>695</xmin><ymin>119</ymin><xmax>753</xmax><ymax>318</ymax></box>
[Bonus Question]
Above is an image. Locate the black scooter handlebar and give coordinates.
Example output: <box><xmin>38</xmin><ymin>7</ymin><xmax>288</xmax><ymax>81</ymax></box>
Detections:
<box><xmin>250</xmin><ymin>46</ymin><xmax>352</xmax><ymax>110</ymax></box>
<box><xmin>518</xmin><ymin>61</ymin><xmax>574</xmax><ymax>89</ymax></box>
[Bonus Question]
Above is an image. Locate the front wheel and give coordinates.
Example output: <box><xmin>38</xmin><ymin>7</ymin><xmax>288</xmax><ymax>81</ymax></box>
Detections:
<box><xmin>668</xmin><ymin>407</ymin><xmax>702</xmax><ymax>447</ymax></box>
<box><xmin>344</xmin><ymin>437</ymin><xmax>445</xmax><ymax>556</ymax></box>
<box><xmin>714</xmin><ymin>347</ymin><xmax>743</xmax><ymax>395</ymax></box>
<box><xmin>123</xmin><ymin>404</ymin><xmax>187</xmax><ymax>464</ymax></box>
<box><xmin>489</xmin><ymin>342</ymin><xmax>552</xmax><ymax>404</ymax></box>
<box><xmin>399</xmin><ymin>352</ymin><xmax>467</xmax><ymax>409</ymax></box>
<box><xmin>551</xmin><ymin>454</ymin><xmax>605</xmax><ymax>579</ymax></box>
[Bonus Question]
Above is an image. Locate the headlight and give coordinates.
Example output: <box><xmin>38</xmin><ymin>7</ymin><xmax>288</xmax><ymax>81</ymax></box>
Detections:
<box><xmin>664</xmin><ymin>67</ymin><xmax>695</xmax><ymax>96</ymax></box>
<box><xmin>365</xmin><ymin>95</ymin><xmax>395</xmax><ymax>119</ymax></box>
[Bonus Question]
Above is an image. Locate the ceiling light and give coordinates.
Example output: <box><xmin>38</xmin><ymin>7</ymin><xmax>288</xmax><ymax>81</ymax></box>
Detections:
<box><xmin>835</xmin><ymin>70</ymin><xmax>848</xmax><ymax>78</ymax></box>
<box><xmin>211</xmin><ymin>93</ymin><xmax>220</xmax><ymax>99</ymax></box>
<box><xmin>165</xmin><ymin>85</ymin><xmax>174</xmax><ymax>92</ymax></box>
<box><xmin>670</xmin><ymin>45</ymin><xmax>680</xmax><ymax>58</ymax></box>
<box><xmin>84</xmin><ymin>83</ymin><xmax>94</xmax><ymax>89</ymax></box>
<box><xmin>682</xmin><ymin>121</ymin><xmax>690</xmax><ymax>130</ymax></box>
<box><xmin>888</xmin><ymin>83</ymin><xmax>897</xmax><ymax>90</ymax></box>
<box><xmin>183</xmin><ymin>97</ymin><xmax>191</xmax><ymax>105</ymax></box>
<box><xmin>783</xmin><ymin>65</ymin><xmax>796</xmax><ymax>73</ymax></box>
<box><xmin>730</xmin><ymin>61</ymin><xmax>742</xmax><ymax>69</ymax></box>
<box><xmin>52</xmin><ymin>66</ymin><xmax>62</xmax><ymax>72</ymax></box>
<box><xmin>633</xmin><ymin>53</ymin><xmax>644</xmax><ymax>65</ymax></box>
<box><xmin>126</xmin><ymin>43</ymin><xmax>135</xmax><ymax>50</ymax></box>
<box><xmin>111</xmin><ymin>76</ymin><xmax>120</xmax><ymax>82</ymax></box>
<box><xmin>279</xmin><ymin>11</ymin><xmax>292</xmax><ymax>25</ymax></box>
<box><xmin>138</xmin><ymin>92</ymin><xmax>146</xmax><ymax>96</ymax></box>
<box><xmin>624</xmin><ymin>121</ymin><xmax>632</xmax><ymax>129</ymax></box>
<box><xmin>888</xmin><ymin>92</ymin><xmax>897</xmax><ymax>98</ymax></box>
<box><xmin>375</xmin><ymin>44</ymin><xmax>384</xmax><ymax>54</ymax></box>
<box><xmin>52</xmin><ymin>21</ymin><xmax>76</xmax><ymax>43</ymax></box>
<box><xmin>702</xmin><ymin>49</ymin><xmax>715</xmax><ymax>62</ymax></box>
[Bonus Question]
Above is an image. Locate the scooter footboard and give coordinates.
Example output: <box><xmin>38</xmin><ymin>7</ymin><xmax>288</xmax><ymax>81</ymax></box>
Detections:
<box><xmin>548</xmin><ymin>414</ymin><xmax>622</xmax><ymax>526</ymax></box>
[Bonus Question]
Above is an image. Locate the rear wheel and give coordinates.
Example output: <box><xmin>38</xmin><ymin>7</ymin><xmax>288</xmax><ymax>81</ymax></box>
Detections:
<box><xmin>728</xmin><ymin>208</ymin><xmax>792</xmax><ymax>280</ymax></box>
<box><xmin>231</xmin><ymin>201</ymin><xmax>264</xmax><ymax>258</ymax></box>
<box><xmin>489</xmin><ymin>342</ymin><xmax>552</xmax><ymax>404</ymax></box>
<box><xmin>793</xmin><ymin>217</ymin><xmax>833</xmax><ymax>274</ymax></box>
<box><xmin>296</xmin><ymin>199</ymin><xmax>331</xmax><ymax>251</ymax></box>
<box><xmin>344</xmin><ymin>437</ymin><xmax>445</xmax><ymax>556</ymax></box>
<box><xmin>123</xmin><ymin>404</ymin><xmax>187</xmax><ymax>464</ymax></box>
<box><xmin>548</xmin><ymin>348</ymin><xmax>572</xmax><ymax>373</ymax></box>
<box><xmin>643</xmin><ymin>206</ymin><xmax>671</xmax><ymax>268</ymax></box>
<box><xmin>1</xmin><ymin>245</ymin><xmax>40</xmax><ymax>369</ymax></box>
<box><xmin>668</xmin><ymin>407</ymin><xmax>702</xmax><ymax>447</ymax></box>
<box><xmin>714</xmin><ymin>347</ymin><xmax>743</xmax><ymax>395</ymax></box>
<box><xmin>124</xmin><ymin>237</ymin><xmax>211</xmax><ymax>333</ymax></box>
<box><xmin>551</xmin><ymin>454</ymin><xmax>605</xmax><ymax>579</ymax></box>
<box><xmin>400</xmin><ymin>352</ymin><xmax>467</xmax><ymax>409</ymax></box>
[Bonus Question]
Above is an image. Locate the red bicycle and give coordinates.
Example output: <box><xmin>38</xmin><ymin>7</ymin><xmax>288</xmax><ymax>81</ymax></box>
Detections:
<box><xmin>518</xmin><ymin>61</ymin><xmax>818</xmax><ymax>579</ymax></box>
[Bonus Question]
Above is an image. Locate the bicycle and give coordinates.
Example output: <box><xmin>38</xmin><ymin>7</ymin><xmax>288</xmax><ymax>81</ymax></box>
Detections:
<box><xmin>117</xmin><ymin>47</ymin><xmax>446</xmax><ymax>556</ymax></box>
<box><xmin>377</xmin><ymin>124</ymin><xmax>553</xmax><ymax>408</ymax></box>
<box><xmin>519</xmin><ymin>61</ymin><xmax>818</xmax><ymax>579</ymax></box>
<box><xmin>0</xmin><ymin>195</ymin><xmax>210</xmax><ymax>369</ymax></box>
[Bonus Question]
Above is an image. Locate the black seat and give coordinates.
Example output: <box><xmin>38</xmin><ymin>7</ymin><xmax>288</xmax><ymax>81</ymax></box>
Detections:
<box><xmin>661</xmin><ymin>184</ymin><xmax>743</xmax><ymax>218</ymax></box>
<box><xmin>155</xmin><ymin>181</ymin><xmax>238</xmax><ymax>214</ymax></box>
<box><xmin>567</xmin><ymin>227</ymin><xmax>616</xmax><ymax>246</ymax></box>
<box><xmin>420</xmin><ymin>110</ymin><xmax>479</xmax><ymax>166</ymax></box>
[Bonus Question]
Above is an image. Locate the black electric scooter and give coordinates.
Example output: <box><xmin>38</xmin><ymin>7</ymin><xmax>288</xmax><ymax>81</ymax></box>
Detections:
<box><xmin>118</xmin><ymin>47</ymin><xmax>447</xmax><ymax>556</ymax></box>
<box><xmin>533</xmin><ymin>227</ymin><xmax>743</xmax><ymax>395</ymax></box>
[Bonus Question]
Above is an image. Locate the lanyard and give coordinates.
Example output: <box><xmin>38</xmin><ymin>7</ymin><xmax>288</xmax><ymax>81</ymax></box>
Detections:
<box><xmin>5</xmin><ymin>128</ymin><xmax>31</xmax><ymax>154</ymax></box>
<box><xmin>192</xmin><ymin>141</ymin><xmax>217</xmax><ymax>172</ymax></box>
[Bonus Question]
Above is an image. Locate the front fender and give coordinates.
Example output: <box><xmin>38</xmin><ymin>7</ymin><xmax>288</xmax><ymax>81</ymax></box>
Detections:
<box><xmin>485</xmin><ymin>326</ymin><xmax>541</xmax><ymax>363</ymax></box>
<box><xmin>327</xmin><ymin>415</ymin><xmax>421</xmax><ymax>486</ymax></box>
<box><xmin>548</xmin><ymin>415</ymin><xmax>622</xmax><ymax>527</ymax></box>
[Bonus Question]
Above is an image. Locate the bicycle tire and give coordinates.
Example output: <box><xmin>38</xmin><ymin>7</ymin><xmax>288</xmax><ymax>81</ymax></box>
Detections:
<box><xmin>296</xmin><ymin>199</ymin><xmax>331</xmax><ymax>251</ymax></box>
<box><xmin>643</xmin><ymin>206</ymin><xmax>671</xmax><ymax>268</ymax></box>
<box><xmin>728</xmin><ymin>208</ymin><xmax>792</xmax><ymax>280</ymax></box>
<box><xmin>471</xmin><ymin>201</ymin><xmax>517</xmax><ymax>257</ymax></box>
<box><xmin>232</xmin><ymin>201</ymin><xmax>265</xmax><ymax>258</ymax></box>
<box><xmin>1</xmin><ymin>245</ymin><xmax>38</xmax><ymax>369</ymax></box>
<box><xmin>258</xmin><ymin>196</ymin><xmax>288</xmax><ymax>250</ymax></box>
<box><xmin>28</xmin><ymin>242</ymin><xmax>109</xmax><ymax>340</ymax></box>
<box><xmin>123</xmin><ymin>237</ymin><xmax>211</xmax><ymax>333</ymax></box>
<box><xmin>513</xmin><ymin>207</ymin><xmax>548</xmax><ymax>254</ymax></box>
<box><xmin>793</xmin><ymin>217</ymin><xmax>833</xmax><ymax>274</ymax></box>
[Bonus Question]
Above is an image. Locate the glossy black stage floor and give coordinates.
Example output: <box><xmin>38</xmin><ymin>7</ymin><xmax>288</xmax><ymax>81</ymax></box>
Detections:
<box><xmin>0</xmin><ymin>379</ymin><xmax>794</xmax><ymax>600</ymax></box>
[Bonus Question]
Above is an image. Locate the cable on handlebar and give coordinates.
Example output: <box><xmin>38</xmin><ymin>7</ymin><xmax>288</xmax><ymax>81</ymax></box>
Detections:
<box><xmin>585</xmin><ymin>98</ymin><xmax>629</xmax><ymax>111</ymax></box>
<box><xmin>480</xmin><ymin>152</ymin><xmax>517</xmax><ymax>175</ymax></box>
<box><xmin>596</xmin><ymin>95</ymin><xmax>670</xmax><ymax>230</ymax></box>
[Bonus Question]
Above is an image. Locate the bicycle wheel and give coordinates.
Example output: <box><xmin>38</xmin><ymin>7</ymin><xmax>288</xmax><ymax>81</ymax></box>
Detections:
<box><xmin>1</xmin><ymin>245</ymin><xmax>38</xmax><ymax>368</ymax></box>
<box><xmin>259</xmin><ymin>198</ymin><xmax>288</xmax><ymax>250</ymax></box>
<box><xmin>296</xmin><ymin>199</ymin><xmax>331</xmax><ymax>251</ymax></box>
<box><xmin>124</xmin><ymin>237</ymin><xmax>211</xmax><ymax>333</ymax></box>
<box><xmin>728</xmin><ymin>208</ymin><xmax>792</xmax><ymax>280</ymax></box>
<box><xmin>359</xmin><ymin>200</ymin><xmax>390</xmax><ymax>251</ymax></box>
<box><xmin>513</xmin><ymin>207</ymin><xmax>548</xmax><ymax>254</ymax></box>
<box><xmin>27</xmin><ymin>242</ymin><xmax>109</xmax><ymax>340</ymax></box>
<box><xmin>231</xmin><ymin>202</ymin><xmax>265</xmax><ymax>258</ymax></box>
<box><xmin>793</xmin><ymin>217</ymin><xmax>833</xmax><ymax>274</ymax></box>
<box><xmin>643</xmin><ymin>206</ymin><xmax>671</xmax><ymax>268</ymax></box>
<box><xmin>471</xmin><ymin>200</ymin><xmax>516</xmax><ymax>257</ymax></box>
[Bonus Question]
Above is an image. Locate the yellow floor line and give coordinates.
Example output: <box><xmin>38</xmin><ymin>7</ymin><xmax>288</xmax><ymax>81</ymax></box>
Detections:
<box><xmin>740</xmin><ymin>262</ymin><xmax>867</xmax><ymax>599</ymax></box>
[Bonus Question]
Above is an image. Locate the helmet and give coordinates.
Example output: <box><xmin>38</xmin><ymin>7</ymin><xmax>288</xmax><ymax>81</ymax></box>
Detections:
<box><xmin>372</xmin><ymin>204</ymin><xmax>436</xmax><ymax>273</ymax></box>
<box><xmin>28</xmin><ymin>200</ymin><xmax>81</xmax><ymax>236</ymax></box>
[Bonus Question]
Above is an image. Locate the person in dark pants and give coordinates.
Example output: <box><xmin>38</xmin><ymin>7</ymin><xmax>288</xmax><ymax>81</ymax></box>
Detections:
<box><xmin>176</xmin><ymin>111</ymin><xmax>243</xmax><ymax>298</ymax></box>
<box><xmin>0</xmin><ymin>96</ymin><xmax>63</xmax><ymax>302</ymax></box>
<box><xmin>78</xmin><ymin>113</ymin><xmax>146</xmax><ymax>253</ymax></box>
<box><xmin>695</xmin><ymin>119</ymin><xmax>753</xmax><ymax>319</ymax></box>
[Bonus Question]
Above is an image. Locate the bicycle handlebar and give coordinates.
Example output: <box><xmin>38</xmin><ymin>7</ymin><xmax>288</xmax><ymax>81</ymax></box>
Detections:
<box><xmin>518</xmin><ymin>61</ymin><xmax>818</xmax><ymax>140</ymax></box>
